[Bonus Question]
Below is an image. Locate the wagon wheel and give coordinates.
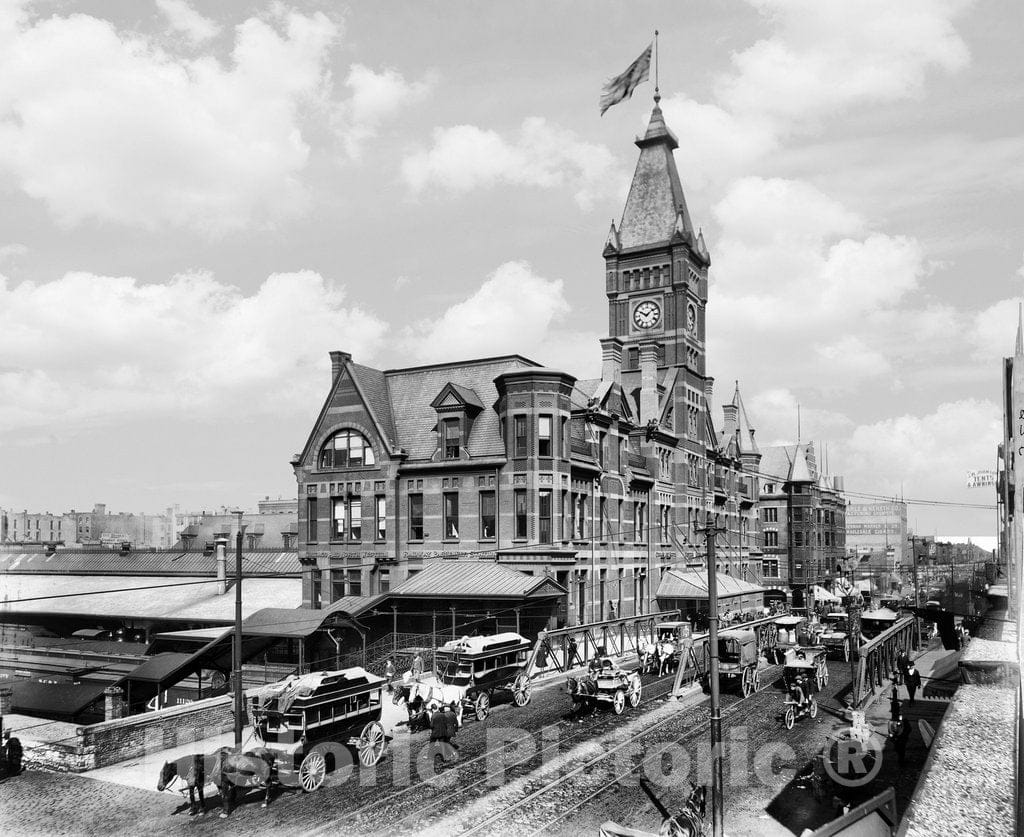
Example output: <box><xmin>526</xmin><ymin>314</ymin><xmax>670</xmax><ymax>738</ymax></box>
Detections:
<box><xmin>612</xmin><ymin>688</ymin><xmax>626</xmax><ymax>715</ymax></box>
<box><xmin>842</xmin><ymin>640</ymin><xmax>850</xmax><ymax>662</ymax></box>
<box><xmin>357</xmin><ymin>721</ymin><xmax>387</xmax><ymax>767</ymax></box>
<box><xmin>820</xmin><ymin>666</ymin><xmax>830</xmax><ymax>688</ymax></box>
<box><xmin>627</xmin><ymin>676</ymin><xmax>642</xmax><ymax>708</ymax></box>
<box><xmin>512</xmin><ymin>674</ymin><xmax>532</xmax><ymax>707</ymax></box>
<box><xmin>753</xmin><ymin>668</ymin><xmax>761</xmax><ymax>693</ymax></box>
<box><xmin>784</xmin><ymin>706</ymin><xmax>795</xmax><ymax>730</ymax></box>
<box><xmin>475</xmin><ymin>691</ymin><xmax>490</xmax><ymax>721</ymax></box>
<box><xmin>741</xmin><ymin>667</ymin><xmax>754</xmax><ymax>698</ymax></box>
<box><xmin>298</xmin><ymin>751</ymin><xmax>327</xmax><ymax>792</ymax></box>
<box><xmin>809</xmin><ymin>697</ymin><xmax>818</xmax><ymax>719</ymax></box>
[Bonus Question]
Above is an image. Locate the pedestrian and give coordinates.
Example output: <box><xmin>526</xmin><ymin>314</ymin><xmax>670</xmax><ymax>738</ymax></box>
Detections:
<box><xmin>890</xmin><ymin>715</ymin><xmax>911</xmax><ymax>766</ymax></box>
<box><xmin>429</xmin><ymin>701</ymin><xmax>451</xmax><ymax>766</ymax></box>
<box><xmin>443</xmin><ymin>701</ymin><xmax>460</xmax><ymax>752</ymax></box>
<box><xmin>905</xmin><ymin>662</ymin><xmax>921</xmax><ymax>704</ymax></box>
<box><xmin>890</xmin><ymin>693</ymin><xmax>901</xmax><ymax>721</ymax></box>
<box><xmin>384</xmin><ymin>657</ymin><xmax>396</xmax><ymax>692</ymax></box>
<box><xmin>4</xmin><ymin>730</ymin><xmax>23</xmax><ymax>777</ymax></box>
<box><xmin>411</xmin><ymin>651</ymin><xmax>424</xmax><ymax>678</ymax></box>
<box><xmin>566</xmin><ymin>635</ymin><xmax>581</xmax><ymax>668</ymax></box>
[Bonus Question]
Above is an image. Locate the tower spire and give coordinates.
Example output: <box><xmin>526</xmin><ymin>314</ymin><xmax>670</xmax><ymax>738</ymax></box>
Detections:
<box><xmin>654</xmin><ymin>29</ymin><xmax>660</xmax><ymax>103</ymax></box>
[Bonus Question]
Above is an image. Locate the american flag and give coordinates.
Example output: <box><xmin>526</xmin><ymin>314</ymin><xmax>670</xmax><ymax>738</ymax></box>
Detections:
<box><xmin>600</xmin><ymin>43</ymin><xmax>653</xmax><ymax>116</ymax></box>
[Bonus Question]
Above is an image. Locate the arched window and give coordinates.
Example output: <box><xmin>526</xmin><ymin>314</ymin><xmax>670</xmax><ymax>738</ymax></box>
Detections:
<box><xmin>319</xmin><ymin>429</ymin><xmax>376</xmax><ymax>469</ymax></box>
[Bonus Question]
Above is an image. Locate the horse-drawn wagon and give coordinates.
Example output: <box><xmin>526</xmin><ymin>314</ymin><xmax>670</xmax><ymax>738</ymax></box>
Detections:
<box><xmin>782</xmin><ymin>647</ymin><xmax>829</xmax><ymax>692</ymax></box>
<box><xmin>567</xmin><ymin>656</ymin><xmax>642</xmax><ymax>716</ymax></box>
<box><xmin>717</xmin><ymin>629</ymin><xmax>762</xmax><ymax>697</ymax></box>
<box><xmin>773</xmin><ymin>614</ymin><xmax>817</xmax><ymax>663</ymax></box>
<box><xmin>649</xmin><ymin>620</ymin><xmax>691</xmax><ymax>675</ymax></box>
<box><xmin>817</xmin><ymin>611</ymin><xmax>852</xmax><ymax>660</ymax></box>
<box><xmin>250</xmin><ymin>666</ymin><xmax>388</xmax><ymax>792</ymax></box>
<box><xmin>395</xmin><ymin>633</ymin><xmax>533</xmax><ymax>725</ymax></box>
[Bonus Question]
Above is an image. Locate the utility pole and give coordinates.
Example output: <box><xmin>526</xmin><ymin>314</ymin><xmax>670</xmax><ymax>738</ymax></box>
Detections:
<box><xmin>910</xmin><ymin>535</ymin><xmax>921</xmax><ymax>649</ymax></box>
<box><xmin>232</xmin><ymin>510</ymin><xmax>246</xmax><ymax>748</ymax></box>
<box><xmin>697</xmin><ymin>509</ymin><xmax>727</xmax><ymax>837</ymax></box>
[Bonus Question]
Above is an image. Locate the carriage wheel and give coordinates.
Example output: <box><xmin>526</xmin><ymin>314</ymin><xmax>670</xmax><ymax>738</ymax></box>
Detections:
<box><xmin>298</xmin><ymin>751</ymin><xmax>327</xmax><ymax>792</ymax></box>
<box><xmin>842</xmin><ymin>640</ymin><xmax>850</xmax><ymax>662</ymax></box>
<box><xmin>809</xmin><ymin>697</ymin><xmax>818</xmax><ymax>719</ymax></box>
<box><xmin>357</xmin><ymin>721</ymin><xmax>386</xmax><ymax>767</ymax></box>
<box><xmin>784</xmin><ymin>706</ymin><xmax>795</xmax><ymax>730</ymax></box>
<box><xmin>753</xmin><ymin>669</ymin><xmax>761</xmax><ymax>693</ymax></box>
<box><xmin>612</xmin><ymin>688</ymin><xmax>626</xmax><ymax>715</ymax></box>
<box><xmin>821</xmin><ymin>667</ymin><xmax>830</xmax><ymax>688</ymax></box>
<box><xmin>741</xmin><ymin>668</ymin><xmax>754</xmax><ymax>698</ymax></box>
<box><xmin>627</xmin><ymin>677</ymin><xmax>642</xmax><ymax>708</ymax></box>
<box><xmin>512</xmin><ymin>674</ymin><xmax>531</xmax><ymax>707</ymax></box>
<box><xmin>475</xmin><ymin>691</ymin><xmax>490</xmax><ymax>721</ymax></box>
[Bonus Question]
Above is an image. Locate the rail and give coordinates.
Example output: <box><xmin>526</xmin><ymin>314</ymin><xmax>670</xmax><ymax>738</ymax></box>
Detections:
<box><xmin>853</xmin><ymin>615</ymin><xmax>915</xmax><ymax>707</ymax></box>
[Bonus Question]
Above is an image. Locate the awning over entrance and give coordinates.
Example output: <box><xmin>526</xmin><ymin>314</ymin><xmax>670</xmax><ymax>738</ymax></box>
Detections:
<box><xmin>8</xmin><ymin>679</ymin><xmax>109</xmax><ymax>720</ymax></box>
<box><xmin>390</xmin><ymin>561</ymin><xmax>566</xmax><ymax>598</ymax></box>
<box><xmin>656</xmin><ymin>569</ymin><xmax>765</xmax><ymax>599</ymax></box>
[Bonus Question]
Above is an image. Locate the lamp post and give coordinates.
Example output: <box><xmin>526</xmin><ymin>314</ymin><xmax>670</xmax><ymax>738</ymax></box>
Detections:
<box><xmin>699</xmin><ymin>509</ymin><xmax>727</xmax><ymax>837</ymax></box>
<box><xmin>232</xmin><ymin>510</ymin><xmax>246</xmax><ymax>748</ymax></box>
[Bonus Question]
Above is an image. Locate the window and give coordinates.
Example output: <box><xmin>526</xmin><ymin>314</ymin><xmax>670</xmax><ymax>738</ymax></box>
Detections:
<box><xmin>762</xmin><ymin>559</ymin><xmax>779</xmax><ymax>577</ymax></box>
<box><xmin>443</xmin><ymin>492</ymin><xmax>460</xmax><ymax>539</ymax></box>
<box><xmin>635</xmin><ymin>502</ymin><xmax>647</xmax><ymax>543</ymax></box>
<box><xmin>375</xmin><ymin>496</ymin><xmax>386</xmax><ymax>541</ymax></box>
<box><xmin>764</xmin><ymin>530</ymin><xmax>778</xmax><ymax>547</ymax></box>
<box><xmin>562</xmin><ymin>490</ymin><xmax>571</xmax><ymax>539</ymax></box>
<box><xmin>792</xmin><ymin>508</ymin><xmax>803</xmax><ymax>523</ymax></box>
<box><xmin>538</xmin><ymin>490</ymin><xmax>552</xmax><ymax>544</ymax></box>
<box><xmin>307</xmin><ymin>497</ymin><xmax>318</xmax><ymax>542</ymax></box>
<box><xmin>764</xmin><ymin>483</ymin><xmax>775</xmax><ymax>494</ymax></box>
<box><xmin>480</xmin><ymin>491</ymin><xmax>496</xmax><ymax>539</ymax></box>
<box><xmin>331</xmin><ymin>497</ymin><xmax>361</xmax><ymax>542</ymax></box>
<box><xmin>538</xmin><ymin>416</ymin><xmax>552</xmax><ymax>457</ymax></box>
<box><xmin>331</xmin><ymin>573</ymin><xmax>346</xmax><ymax>602</ymax></box>
<box><xmin>763</xmin><ymin>507</ymin><xmax>777</xmax><ymax>522</ymax></box>
<box><xmin>350</xmin><ymin>497</ymin><xmax>361</xmax><ymax>541</ymax></box>
<box><xmin>794</xmin><ymin>531</ymin><xmax>805</xmax><ymax>547</ymax></box>
<box><xmin>318</xmin><ymin>429</ymin><xmax>376</xmax><ymax>469</ymax></box>
<box><xmin>442</xmin><ymin>418</ymin><xmax>461</xmax><ymax>460</ymax></box>
<box><xmin>574</xmin><ymin>493</ymin><xmax>587</xmax><ymax>539</ymax></box>
<box><xmin>561</xmin><ymin>417</ymin><xmax>570</xmax><ymax>458</ymax></box>
<box><xmin>627</xmin><ymin>347</ymin><xmax>639</xmax><ymax>369</ymax></box>
<box><xmin>348</xmin><ymin>569</ymin><xmax>362</xmax><ymax>596</ymax></box>
<box><xmin>514</xmin><ymin>490</ymin><xmax>528</xmax><ymax>539</ymax></box>
<box><xmin>598</xmin><ymin>432</ymin><xmax>606</xmax><ymax>467</ymax></box>
<box><xmin>311</xmin><ymin>569</ymin><xmax>322</xmax><ymax>608</ymax></box>
<box><xmin>599</xmin><ymin>497</ymin><xmax>608</xmax><ymax>540</ymax></box>
<box><xmin>409</xmin><ymin>494</ymin><xmax>424</xmax><ymax>540</ymax></box>
<box><xmin>378</xmin><ymin>569</ymin><xmax>390</xmax><ymax>593</ymax></box>
<box><xmin>513</xmin><ymin>415</ymin><xmax>527</xmax><ymax>457</ymax></box>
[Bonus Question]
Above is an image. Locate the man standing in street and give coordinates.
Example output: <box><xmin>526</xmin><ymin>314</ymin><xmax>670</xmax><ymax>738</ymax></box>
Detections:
<box><xmin>411</xmin><ymin>652</ymin><xmax>424</xmax><ymax>679</ymax></box>
<box><xmin>905</xmin><ymin>662</ymin><xmax>922</xmax><ymax>704</ymax></box>
<box><xmin>3</xmin><ymin>730</ymin><xmax>22</xmax><ymax>777</ymax></box>
<box><xmin>443</xmin><ymin>702</ymin><xmax>460</xmax><ymax>753</ymax></box>
<box><xmin>384</xmin><ymin>657</ymin><xmax>396</xmax><ymax>693</ymax></box>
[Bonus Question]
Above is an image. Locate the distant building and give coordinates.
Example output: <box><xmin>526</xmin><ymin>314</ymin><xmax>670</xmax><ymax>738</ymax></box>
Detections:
<box><xmin>845</xmin><ymin>501</ymin><xmax>908</xmax><ymax>591</ymax></box>
<box><xmin>258</xmin><ymin>496</ymin><xmax>298</xmax><ymax>515</ymax></box>
<box><xmin>758</xmin><ymin>443</ymin><xmax>846</xmax><ymax>606</ymax></box>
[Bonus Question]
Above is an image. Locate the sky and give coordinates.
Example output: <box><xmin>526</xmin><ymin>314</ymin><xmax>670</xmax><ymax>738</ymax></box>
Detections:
<box><xmin>0</xmin><ymin>0</ymin><xmax>1021</xmax><ymax>538</ymax></box>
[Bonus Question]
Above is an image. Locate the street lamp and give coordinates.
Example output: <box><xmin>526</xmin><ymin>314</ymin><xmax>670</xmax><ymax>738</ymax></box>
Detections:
<box><xmin>231</xmin><ymin>509</ymin><xmax>247</xmax><ymax>748</ymax></box>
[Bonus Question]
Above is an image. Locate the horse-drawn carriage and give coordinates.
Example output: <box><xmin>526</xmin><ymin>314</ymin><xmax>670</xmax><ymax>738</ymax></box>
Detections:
<box><xmin>568</xmin><ymin>656</ymin><xmax>643</xmax><ymax>716</ymax></box>
<box><xmin>645</xmin><ymin>620</ymin><xmax>691</xmax><ymax>675</ymax></box>
<box><xmin>250</xmin><ymin>666</ymin><xmax>388</xmax><ymax>792</ymax></box>
<box><xmin>817</xmin><ymin>611</ymin><xmax>852</xmax><ymax>661</ymax></box>
<box><xmin>859</xmin><ymin>607</ymin><xmax>900</xmax><ymax>641</ymax></box>
<box><xmin>773</xmin><ymin>614</ymin><xmax>818</xmax><ymax>663</ymax></box>
<box><xmin>394</xmin><ymin>633</ymin><xmax>533</xmax><ymax>726</ymax></box>
<box><xmin>716</xmin><ymin>629</ymin><xmax>762</xmax><ymax>697</ymax></box>
<box><xmin>781</xmin><ymin>648</ymin><xmax>827</xmax><ymax>730</ymax></box>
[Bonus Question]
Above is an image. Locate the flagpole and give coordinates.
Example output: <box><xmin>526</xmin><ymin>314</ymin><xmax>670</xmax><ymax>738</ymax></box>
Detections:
<box><xmin>654</xmin><ymin>30</ymin><xmax>660</xmax><ymax>97</ymax></box>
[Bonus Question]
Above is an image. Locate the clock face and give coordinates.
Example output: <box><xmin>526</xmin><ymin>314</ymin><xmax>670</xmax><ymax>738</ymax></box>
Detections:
<box><xmin>633</xmin><ymin>300</ymin><xmax>661</xmax><ymax>329</ymax></box>
<box><xmin>687</xmin><ymin>304</ymin><xmax>697</xmax><ymax>332</ymax></box>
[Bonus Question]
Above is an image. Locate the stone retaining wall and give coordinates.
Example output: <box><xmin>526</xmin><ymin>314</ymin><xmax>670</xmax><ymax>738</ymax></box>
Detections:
<box><xmin>22</xmin><ymin>694</ymin><xmax>235</xmax><ymax>773</ymax></box>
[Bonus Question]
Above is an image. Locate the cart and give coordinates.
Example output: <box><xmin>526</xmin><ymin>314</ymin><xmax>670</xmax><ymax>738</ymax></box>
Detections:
<box><xmin>782</xmin><ymin>647</ymin><xmax>829</xmax><ymax>692</ymax></box>
<box><xmin>818</xmin><ymin>611</ymin><xmax>852</xmax><ymax>661</ymax></box>
<box><xmin>568</xmin><ymin>656</ymin><xmax>642</xmax><ymax>716</ymax></box>
<box><xmin>652</xmin><ymin>621</ymin><xmax>691</xmax><ymax>674</ymax></box>
<box><xmin>717</xmin><ymin>629</ymin><xmax>762</xmax><ymax>697</ymax></box>
<box><xmin>859</xmin><ymin>607</ymin><xmax>900</xmax><ymax>640</ymax></box>
<box><xmin>250</xmin><ymin>667</ymin><xmax>388</xmax><ymax>792</ymax></box>
<box><xmin>773</xmin><ymin>614</ymin><xmax>817</xmax><ymax>663</ymax></box>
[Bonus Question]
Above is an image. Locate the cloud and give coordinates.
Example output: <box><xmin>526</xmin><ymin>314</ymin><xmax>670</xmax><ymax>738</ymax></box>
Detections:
<box><xmin>0</xmin><ymin>243</ymin><xmax>27</xmax><ymax>262</ymax></box>
<box><xmin>155</xmin><ymin>0</ymin><xmax>221</xmax><ymax>45</ymax></box>
<box><xmin>0</xmin><ymin>5</ymin><xmax>338</xmax><ymax>234</ymax></box>
<box><xmin>398</xmin><ymin>260</ymin><xmax>599</xmax><ymax>373</ymax></box>
<box><xmin>335</xmin><ymin>63</ymin><xmax>434</xmax><ymax>159</ymax></box>
<box><xmin>401</xmin><ymin>118</ymin><xmax>619</xmax><ymax>210</ymax></box>
<box><xmin>0</xmin><ymin>270</ymin><xmax>388</xmax><ymax>435</ymax></box>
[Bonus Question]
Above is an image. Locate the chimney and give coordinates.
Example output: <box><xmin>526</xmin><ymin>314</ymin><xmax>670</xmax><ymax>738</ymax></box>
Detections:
<box><xmin>833</xmin><ymin>476</ymin><xmax>844</xmax><ymax>491</ymax></box>
<box><xmin>639</xmin><ymin>341</ymin><xmax>660</xmax><ymax>423</ymax></box>
<box><xmin>103</xmin><ymin>685</ymin><xmax>125</xmax><ymax>721</ymax></box>
<box><xmin>599</xmin><ymin>338</ymin><xmax>623</xmax><ymax>386</ymax></box>
<box><xmin>215</xmin><ymin>536</ymin><xmax>229</xmax><ymax>594</ymax></box>
<box><xmin>329</xmin><ymin>351</ymin><xmax>351</xmax><ymax>384</ymax></box>
<box><xmin>703</xmin><ymin>376</ymin><xmax>715</xmax><ymax>405</ymax></box>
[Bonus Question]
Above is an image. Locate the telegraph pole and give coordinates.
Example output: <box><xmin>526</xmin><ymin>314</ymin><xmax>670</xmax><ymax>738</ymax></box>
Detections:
<box><xmin>910</xmin><ymin>535</ymin><xmax>921</xmax><ymax>649</ymax></box>
<box><xmin>232</xmin><ymin>510</ymin><xmax>246</xmax><ymax>748</ymax></box>
<box><xmin>697</xmin><ymin>509</ymin><xmax>728</xmax><ymax>837</ymax></box>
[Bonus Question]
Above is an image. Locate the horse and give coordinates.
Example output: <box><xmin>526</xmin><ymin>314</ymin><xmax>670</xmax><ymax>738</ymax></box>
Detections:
<box><xmin>566</xmin><ymin>675</ymin><xmax>599</xmax><ymax>720</ymax></box>
<box><xmin>157</xmin><ymin>753</ymin><xmax>209</xmax><ymax>816</ymax></box>
<box><xmin>656</xmin><ymin>642</ymin><xmax>677</xmax><ymax>677</ymax></box>
<box><xmin>638</xmin><ymin>641</ymin><xmax>658</xmax><ymax>676</ymax></box>
<box><xmin>598</xmin><ymin>780</ymin><xmax>707</xmax><ymax>837</ymax></box>
<box><xmin>209</xmin><ymin>746</ymin><xmax>278</xmax><ymax>817</ymax></box>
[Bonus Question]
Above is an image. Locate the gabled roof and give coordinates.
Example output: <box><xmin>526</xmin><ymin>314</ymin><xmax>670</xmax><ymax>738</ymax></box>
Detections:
<box><xmin>389</xmin><ymin>561</ymin><xmax>566</xmax><ymax>599</ymax></box>
<box><xmin>618</xmin><ymin>102</ymin><xmax>694</xmax><ymax>250</ymax></box>
<box><xmin>0</xmin><ymin>550</ymin><xmax>302</xmax><ymax>576</ymax></box>
<box><xmin>350</xmin><ymin>362</ymin><xmax>397</xmax><ymax>444</ymax></box>
<box><xmin>760</xmin><ymin>444</ymin><xmax>819</xmax><ymax>483</ymax></box>
<box><xmin>386</xmin><ymin>356</ymin><xmax>538</xmax><ymax>460</ymax></box>
<box><xmin>731</xmin><ymin>383</ymin><xmax>759</xmax><ymax>456</ymax></box>
<box><xmin>430</xmin><ymin>382</ymin><xmax>485</xmax><ymax>412</ymax></box>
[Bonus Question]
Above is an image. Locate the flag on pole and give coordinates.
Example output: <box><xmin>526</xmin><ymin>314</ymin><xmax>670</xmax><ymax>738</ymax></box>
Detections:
<box><xmin>599</xmin><ymin>43</ymin><xmax>653</xmax><ymax>115</ymax></box>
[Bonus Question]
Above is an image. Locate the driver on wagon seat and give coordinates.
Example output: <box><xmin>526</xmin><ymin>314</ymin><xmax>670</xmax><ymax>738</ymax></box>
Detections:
<box><xmin>790</xmin><ymin>674</ymin><xmax>809</xmax><ymax>711</ymax></box>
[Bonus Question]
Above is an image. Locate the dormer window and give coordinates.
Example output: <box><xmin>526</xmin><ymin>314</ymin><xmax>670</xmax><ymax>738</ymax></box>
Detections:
<box><xmin>442</xmin><ymin>418</ymin><xmax>462</xmax><ymax>460</ymax></box>
<box><xmin>319</xmin><ymin>429</ymin><xmax>376</xmax><ymax>470</ymax></box>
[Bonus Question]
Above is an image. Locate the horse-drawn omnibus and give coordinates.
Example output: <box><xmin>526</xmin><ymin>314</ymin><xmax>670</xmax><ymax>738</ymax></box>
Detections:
<box><xmin>395</xmin><ymin>633</ymin><xmax>533</xmax><ymax>723</ymax></box>
<box><xmin>250</xmin><ymin>666</ymin><xmax>388</xmax><ymax>792</ymax></box>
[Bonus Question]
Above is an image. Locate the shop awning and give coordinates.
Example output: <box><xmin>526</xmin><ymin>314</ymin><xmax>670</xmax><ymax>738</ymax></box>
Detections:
<box><xmin>389</xmin><ymin>562</ymin><xmax>566</xmax><ymax>599</ymax></box>
<box><xmin>656</xmin><ymin>569</ymin><xmax>765</xmax><ymax>600</ymax></box>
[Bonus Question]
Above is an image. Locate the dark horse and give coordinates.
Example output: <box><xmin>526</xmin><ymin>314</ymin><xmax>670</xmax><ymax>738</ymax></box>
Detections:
<box><xmin>599</xmin><ymin>780</ymin><xmax>707</xmax><ymax>836</ymax></box>
<box><xmin>158</xmin><ymin>747</ymin><xmax>277</xmax><ymax>818</ymax></box>
<box><xmin>210</xmin><ymin>746</ymin><xmax>277</xmax><ymax>817</ymax></box>
<box><xmin>566</xmin><ymin>675</ymin><xmax>599</xmax><ymax>720</ymax></box>
<box><xmin>158</xmin><ymin>753</ymin><xmax>208</xmax><ymax>816</ymax></box>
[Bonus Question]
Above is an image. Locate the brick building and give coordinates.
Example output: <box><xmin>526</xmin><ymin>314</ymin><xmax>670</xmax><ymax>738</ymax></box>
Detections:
<box><xmin>758</xmin><ymin>442</ymin><xmax>846</xmax><ymax>606</ymax></box>
<box><xmin>292</xmin><ymin>98</ymin><xmax>762</xmax><ymax>624</ymax></box>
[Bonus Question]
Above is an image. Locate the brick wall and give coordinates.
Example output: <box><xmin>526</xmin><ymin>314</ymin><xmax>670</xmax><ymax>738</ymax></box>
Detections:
<box><xmin>22</xmin><ymin>694</ymin><xmax>236</xmax><ymax>773</ymax></box>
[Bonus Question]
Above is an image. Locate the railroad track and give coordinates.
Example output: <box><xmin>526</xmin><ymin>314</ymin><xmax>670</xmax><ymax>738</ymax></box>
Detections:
<box><xmin>305</xmin><ymin>666</ymin><xmax>696</xmax><ymax>837</ymax></box>
<box><xmin>316</xmin><ymin>661</ymin><xmax>790</xmax><ymax>837</ymax></box>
